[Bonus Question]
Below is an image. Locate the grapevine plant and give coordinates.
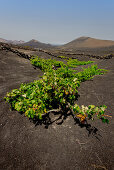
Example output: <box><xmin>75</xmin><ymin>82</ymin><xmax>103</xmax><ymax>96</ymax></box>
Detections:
<box><xmin>4</xmin><ymin>56</ymin><xmax>111</xmax><ymax>124</ymax></box>
<box><xmin>67</xmin><ymin>58</ymin><xmax>94</xmax><ymax>67</ymax></box>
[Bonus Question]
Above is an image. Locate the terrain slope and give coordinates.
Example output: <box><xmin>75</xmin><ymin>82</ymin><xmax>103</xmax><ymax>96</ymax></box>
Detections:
<box><xmin>61</xmin><ymin>36</ymin><xmax>114</xmax><ymax>49</ymax></box>
<box><xmin>0</xmin><ymin>46</ymin><xmax>114</xmax><ymax>170</ymax></box>
<box><xmin>22</xmin><ymin>39</ymin><xmax>54</xmax><ymax>49</ymax></box>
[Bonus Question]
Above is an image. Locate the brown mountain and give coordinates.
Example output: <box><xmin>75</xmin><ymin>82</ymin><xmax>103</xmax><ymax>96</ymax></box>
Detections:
<box><xmin>61</xmin><ymin>37</ymin><xmax>114</xmax><ymax>49</ymax></box>
<box><xmin>0</xmin><ymin>38</ymin><xmax>8</xmax><ymax>43</ymax></box>
<box><xmin>0</xmin><ymin>38</ymin><xmax>25</xmax><ymax>45</ymax></box>
<box><xmin>22</xmin><ymin>39</ymin><xmax>54</xmax><ymax>49</ymax></box>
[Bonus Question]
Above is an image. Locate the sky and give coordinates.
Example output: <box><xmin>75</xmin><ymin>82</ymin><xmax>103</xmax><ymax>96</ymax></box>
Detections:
<box><xmin>0</xmin><ymin>0</ymin><xmax>114</xmax><ymax>44</ymax></box>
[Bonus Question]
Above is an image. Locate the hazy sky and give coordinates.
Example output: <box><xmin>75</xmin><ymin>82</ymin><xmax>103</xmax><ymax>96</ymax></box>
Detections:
<box><xmin>0</xmin><ymin>0</ymin><xmax>114</xmax><ymax>44</ymax></box>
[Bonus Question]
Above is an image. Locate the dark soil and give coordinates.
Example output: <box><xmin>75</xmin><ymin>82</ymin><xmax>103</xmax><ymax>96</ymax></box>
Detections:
<box><xmin>0</xmin><ymin>48</ymin><xmax>114</xmax><ymax>170</ymax></box>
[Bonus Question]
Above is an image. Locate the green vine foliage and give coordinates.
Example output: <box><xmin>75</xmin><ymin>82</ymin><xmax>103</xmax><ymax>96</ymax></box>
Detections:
<box><xmin>67</xmin><ymin>58</ymin><xmax>94</xmax><ymax>67</ymax></box>
<box><xmin>4</xmin><ymin>56</ymin><xmax>111</xmax><ymax>124</ymax></box>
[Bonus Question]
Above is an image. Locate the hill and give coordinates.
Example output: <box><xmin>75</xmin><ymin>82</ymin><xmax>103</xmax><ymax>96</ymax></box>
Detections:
<box><xmin>0</xmin><ymin>38</ymin><xmax>8</xmax><ymax>43</ymax></box>
<box><xmin>22</xmin><ymin>39</ymin><xmax>54</xmax><ymax>49</ymax></box>
<box><xmin>61</xmin><ymin>36</ymin><xmax>114</xmax><ymax>49</ymax></box>
<box><xmin>0</xmin><ymin>38</ymin><xmax>25</xmax><ymax>45</ymax></box>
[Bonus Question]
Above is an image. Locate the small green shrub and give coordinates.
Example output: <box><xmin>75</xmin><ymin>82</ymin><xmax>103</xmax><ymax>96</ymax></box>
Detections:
<box><xmin>30</xmin><ymin>56</ymin><xmax>66</xmax><ymax>71</ymax></box>
<box><xmin>67</xmin><ymin>58</ymin><xmax>94</xmax><ymax>68</ymax></box>
<box><xmin>74</xmin><ymin>65</ymin><xmax>107</xmax><ymax>82</ymax></box>
<box><xmin>58</xmin><ymin>56</ymin><xmax>69</xmax><ymax>59</ymax></box>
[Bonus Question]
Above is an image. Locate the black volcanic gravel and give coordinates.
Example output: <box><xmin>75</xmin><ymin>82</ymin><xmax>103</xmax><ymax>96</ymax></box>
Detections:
<box><xmin>0</xmin><ymin>49</ymin><xmax>114</xmax><ymax>170</ymax></box>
